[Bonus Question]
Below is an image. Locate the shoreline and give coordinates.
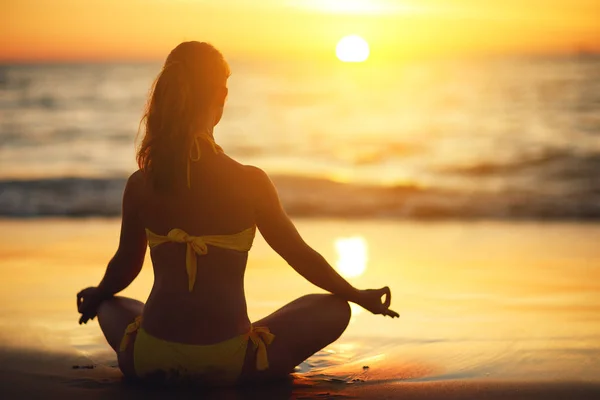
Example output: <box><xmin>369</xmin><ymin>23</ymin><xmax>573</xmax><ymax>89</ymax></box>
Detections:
<box><xmin>2</xmin><ymin>368</ymin><xmax>600</xmax><ymax>400</ymax></box>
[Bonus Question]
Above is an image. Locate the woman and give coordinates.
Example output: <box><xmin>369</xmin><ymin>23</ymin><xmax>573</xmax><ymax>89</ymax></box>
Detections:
<box><xmin>76</xmin><ymin>41</ymin><xmax>398</xmax><ymax>386</ymax></box>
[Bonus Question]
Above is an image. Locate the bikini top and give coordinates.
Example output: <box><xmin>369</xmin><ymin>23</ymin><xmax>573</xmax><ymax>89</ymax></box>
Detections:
<box><xmin>146</xmin><ymin>226</ymin><xmax>256</xmax><ymax>291</ymax></box>
<box><xmin>187</xmin><ymin>133</ymin><xmax>223</xmax><ymax>188</ymax></box>
<box><xmin>145</xmin><ymin>133</ymin><xmax>253</xmax><ymax>291</ymax></box>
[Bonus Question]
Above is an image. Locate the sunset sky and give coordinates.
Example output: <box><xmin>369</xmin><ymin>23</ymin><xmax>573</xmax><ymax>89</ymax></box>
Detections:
<box><xmin>2</xmin><ymin>0</ymin><xmax>599</xmax><ymax>62</ymax></box>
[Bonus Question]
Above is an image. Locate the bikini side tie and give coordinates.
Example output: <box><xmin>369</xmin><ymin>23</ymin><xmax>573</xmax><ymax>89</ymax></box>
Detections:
<box><xmin>244</xmin><ymin>326</ymin><xmax>275</xmax><ymax>371</ymax></box>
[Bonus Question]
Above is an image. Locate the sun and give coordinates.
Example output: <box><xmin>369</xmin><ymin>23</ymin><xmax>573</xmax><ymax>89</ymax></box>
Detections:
<box><xmin>336</xmin><ymin>35</ymin><xmax>370</xmax><ymax>63</ymax></box>
<box><xmin>335</xmin><ymin>236</ymin><xmax>368</xmax><ymax>278</ymax></box>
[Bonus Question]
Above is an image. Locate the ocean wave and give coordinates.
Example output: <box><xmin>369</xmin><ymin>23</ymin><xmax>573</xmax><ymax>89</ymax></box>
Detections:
<box><xmin>0</xmin><ymin>178</ymin><xmax>124</xmax><ymax>217</ymax></box>
<box><xmin>441</xmin><ymin>150</ymin><xmax>600</xmax><ymax>178</ymax></box>
<box><xmin>1</xmin><ymin>175</ymin><xmax>599</xmax><ymax>220</ymax></box>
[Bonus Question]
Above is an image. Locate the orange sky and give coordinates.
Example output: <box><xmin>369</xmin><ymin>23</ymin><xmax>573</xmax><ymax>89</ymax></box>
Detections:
<box><xmin>2</xmin><ymin>0</ymin><xmax>599</xmax><ymax>62</ymax></box>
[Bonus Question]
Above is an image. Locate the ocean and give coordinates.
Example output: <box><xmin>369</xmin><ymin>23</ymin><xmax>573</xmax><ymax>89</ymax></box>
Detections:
<box><xmin>1</xmin><ymin>55</ymin><xmax>600</xmax><ymax>397</ymax></box>
<box><xmin>0</xmin><ymin>55</ymin><xmax>599</xmax><ymax>219</ymax></box>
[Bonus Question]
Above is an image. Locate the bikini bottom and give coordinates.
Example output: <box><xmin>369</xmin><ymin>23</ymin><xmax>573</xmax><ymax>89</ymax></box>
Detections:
<box><xmin>119</xmin><ymin>316</ymin><xmax>274</xmax><ymax>385</ymax></box>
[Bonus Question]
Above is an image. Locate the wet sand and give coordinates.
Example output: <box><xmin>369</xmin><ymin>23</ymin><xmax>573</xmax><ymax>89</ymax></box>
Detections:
<box><xmin>1</xmin><ymin>218</ymin><xmax>599</xmax><ymax>398</ymax></box>
<box><xmin>2</xmin><ymin>368</ymin><xmax>600</xmax><ymax>400</ymax></box>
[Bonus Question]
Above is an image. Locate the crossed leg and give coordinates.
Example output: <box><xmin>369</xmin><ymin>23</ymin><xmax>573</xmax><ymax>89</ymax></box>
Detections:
<box><xmin>96</xmin><ymin>296</ymin><xmax>144</xmax><ymax>378</ymax></box>
<box><xmin>95</xmin><ymin>294</ymin><xmax>352</xmax><ymax>383</ymax></box>
<box><xmin>239</xmin><ymin>293</ymin><xmax>351</xmax><ymax>383</ymax></box>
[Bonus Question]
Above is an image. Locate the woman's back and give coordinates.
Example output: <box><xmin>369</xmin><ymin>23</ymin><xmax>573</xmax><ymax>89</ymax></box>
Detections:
<box><xmin>136</xmin><ymin>151</ymin><xmax>259</xmax><ymax>344</ymax></box>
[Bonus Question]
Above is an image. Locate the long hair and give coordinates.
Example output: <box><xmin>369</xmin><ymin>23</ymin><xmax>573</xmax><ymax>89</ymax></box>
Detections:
<box><xmin>136</xmin><ymin>42</ymin><xmax>230</xmax><ymax>191</ymax></box>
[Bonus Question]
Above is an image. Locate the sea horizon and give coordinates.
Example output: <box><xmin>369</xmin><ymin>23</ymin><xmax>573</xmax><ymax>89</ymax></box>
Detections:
<box><xmin>1</xmin><ymin>52</ymin><xmax>599</xmax><ymax>220</ymax></box>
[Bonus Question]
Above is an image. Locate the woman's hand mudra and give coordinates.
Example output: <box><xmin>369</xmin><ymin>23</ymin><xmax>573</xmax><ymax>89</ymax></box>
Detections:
<box><xmin>77</xmin><ymin>286</ymin><xmax>109</xmax><ymax>325</ymax></box>
<box><xmin>354</xmin><ymin>287</ymin><xmax>399</xmax><ymax>318</ymax></box>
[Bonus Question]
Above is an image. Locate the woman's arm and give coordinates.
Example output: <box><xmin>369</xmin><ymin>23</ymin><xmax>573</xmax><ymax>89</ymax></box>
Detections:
<box><xmin>97</xmin><ymin>172</ymin><xmax>148</xmax><ymax>296</ymax></box>
<box><xmin>251</xmin><ymin>167</ymin><xmax>361</xmax><ymax>301</ymax></box>
<box><xmin>77</xmin><ymin>172</ymin><xmax>147</xmax><ymax>323</ymax></box>
<box><xmin>251</xmin><ymin>167</ymin><xmax>398</xmax><ymax>318</ymax></box>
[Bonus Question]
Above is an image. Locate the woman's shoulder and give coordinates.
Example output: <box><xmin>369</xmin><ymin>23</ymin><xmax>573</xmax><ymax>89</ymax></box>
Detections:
<box><xmin>242</xmin><ymin>164</ymin><xmax>273</xmax><ymax>189</ymax></box>
<box><xmin>126</xmin><ymin>169</ymin><xmax>146</xmax><ymax>189</ymax></box>
<box><xmin>223</xmin><ymin>155</ymin><xmax>270</xmax><ymax>184</ymax></box>
<box><xmin>123</xmin><ymin>170</ymin><xmax>148</xmax><ymax>200</ymax></box>
<box><xmin>243</xmin><ymin>164</ymin><xmax>266</xmax><ymax>177</ymax></box>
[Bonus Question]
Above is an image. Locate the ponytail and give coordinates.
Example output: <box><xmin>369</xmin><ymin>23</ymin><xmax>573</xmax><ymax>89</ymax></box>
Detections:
<box><xmin>136</xmin><ymin>42</ymin><xmax>230</xmax><ymax>191</ymax></box>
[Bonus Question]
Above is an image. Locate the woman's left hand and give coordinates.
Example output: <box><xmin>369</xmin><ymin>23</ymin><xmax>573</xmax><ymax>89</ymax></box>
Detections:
<box><xmin>352</xmin><ymin>287</ymin><xmax>399</xmax><ymax>318</ymax></box>
<box><xmin>77</xmin><ymin>287</ymin><xmax>108</xmax><ymax>325</ymax></box>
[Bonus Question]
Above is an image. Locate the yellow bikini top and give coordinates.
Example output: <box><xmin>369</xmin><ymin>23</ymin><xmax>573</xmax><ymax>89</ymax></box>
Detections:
<box><xmin>147</xmin><ymin>133</ymin><xmax>250</xmax><ymax>292</ymax></box>
<box><xmin>187</xmin><ymin>133</ymin><xmax>223</xmax><ymax>189</ymax></box>
<box><xmin>146</xmin><ymin>226</ymin><xmax>256</xmax><ymax>291</ymax></box>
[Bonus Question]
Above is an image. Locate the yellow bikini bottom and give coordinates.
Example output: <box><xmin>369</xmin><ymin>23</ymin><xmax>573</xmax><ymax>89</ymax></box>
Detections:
<box><xmin>119</xmin><ymin>316</ymin><xmax>275</xmax><ymax>385</ymax></box>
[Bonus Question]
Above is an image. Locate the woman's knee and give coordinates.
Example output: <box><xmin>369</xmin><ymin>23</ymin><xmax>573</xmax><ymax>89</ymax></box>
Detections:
<box><xmin>327</xmin><ymin>295</ymin><xmax>351</xmax><ymax>332</ymax></box>
<box><xmin>96</xmin><ymin>297</ymin><xmax>143</xmax><ymax>352</ymax></box>
<box><xmin>96</xmin><ymin>297</ymin><xmax>114</xmax><ymax>320</ymax></box>
<box><xmin>98</xmin><ymin>296</ymin><xmax>143</xmax><ymax>318</ymax></box>
<box><xmin>96</xmin><ymin>296</ymin><xmax>121</xmax><ymax>320</ymax></box>
<box><xmin>300</xmin><ymin>294</ymin><xmax>351</xmax><ymax>331</ymax></box>
<box><xmin>97</xmin><ymin>297</ymin><xmax>144</xmax><ymax>335</ymax></box>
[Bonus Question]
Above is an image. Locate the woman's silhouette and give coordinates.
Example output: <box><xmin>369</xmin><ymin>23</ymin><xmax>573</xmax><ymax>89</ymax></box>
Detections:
<box><xmin>76</xmin><ymin>41</ymin><xmax>398</xmax><ymax>386</ymax></box>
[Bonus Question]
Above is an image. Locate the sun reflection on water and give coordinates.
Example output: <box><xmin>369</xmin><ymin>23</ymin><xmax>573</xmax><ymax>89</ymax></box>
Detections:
<box><xmin>335</xmin><ymin>236</ymin><xmax>368</xmax><ymax>278</ymax></box>
<box><xmin>335</xmin><ymin>236</ymin><xmax>368</xmax><ymax>319</ymax></box>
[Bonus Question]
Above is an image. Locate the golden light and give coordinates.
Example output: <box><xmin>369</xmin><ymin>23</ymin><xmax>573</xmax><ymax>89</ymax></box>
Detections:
<box><xmin>288</xmin><ymin>0</ymin><xmax>419</xmax><ymax>15</ymax></box>
<box><xmin>295</xmin><ymin>0</ymin><xmax>386</xmax><ymax>14</ymax></box>
<box><xmin>336</xmin><ymin>35</ymin><xmax>370</xmax><ymax>63</ymax></box>
<box><xmin>335</xmin><ymin>236</ymin><xmax>368</xmax><ymax>278</ymax></box>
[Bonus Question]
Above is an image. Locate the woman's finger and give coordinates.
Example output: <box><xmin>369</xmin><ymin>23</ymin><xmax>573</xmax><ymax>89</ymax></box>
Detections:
<box><xmin>382</xmin><ymin>286</ymin><xmax>391</xmax><ymax>309</ymax></box>
<box><xmin>79</xmin><ymin>299</ymin><xmax>90</xmax><ymax>314</ymax></box>
<box><xmin>77</xmin><ymin>288</ymin><xmax>90</xmax><ymax>308</ymax></box>
<box><xmin>79</xmin><ymin>309</ymin><xmax>97</xmax><ymax>325</ymax></box>
<box><xmin>376</xmin><ymin>287</ymin><xmax>391</xmax><ymax>309</ymax></box>
<box><xmin>77</xmin><ymin>292</ymin><xmax>83</xmax><ymax>312</ymax></box>
<box><xmin>384</xmin><ymin>308</ymin><xmax>399</xmax><ymax>318</ymax></box>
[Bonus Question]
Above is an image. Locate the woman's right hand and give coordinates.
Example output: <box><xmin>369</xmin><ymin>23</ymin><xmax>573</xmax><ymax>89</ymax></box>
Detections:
<box><xmin>77</xmin><ymin>286</ymin><xmax>110</xmax><ymax>325</ymax></box>
<box><xmin>353</xmin><ymin>287</ymin><xmax>399</xmax><ymax>318</ymax></box>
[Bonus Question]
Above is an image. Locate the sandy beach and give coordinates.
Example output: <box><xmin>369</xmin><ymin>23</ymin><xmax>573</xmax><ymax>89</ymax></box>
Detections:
<box><xmin>1</xmin><ymin>218</ymin><xmax>599</xmax><ymax>399</ymax></box>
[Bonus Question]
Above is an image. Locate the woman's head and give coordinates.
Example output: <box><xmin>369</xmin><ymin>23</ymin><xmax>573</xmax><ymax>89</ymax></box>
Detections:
<box><xmin>137</xmin><ymin>41</ymin><xmax>230</xmax><ymax>190</ymax></box>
